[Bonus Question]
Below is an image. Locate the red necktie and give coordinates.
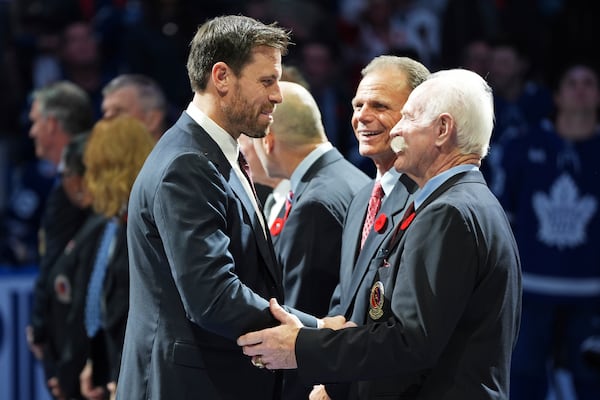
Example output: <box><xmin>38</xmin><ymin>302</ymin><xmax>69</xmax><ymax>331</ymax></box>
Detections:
<box><xmin>361</xmin><ymin>181</ymin><xmax>384</xmax><ymax>248</ymax></box>
<box><xmin>270</xmin><ymin>191</ymin><xmax>293</xmax><ymax>236</ymax></box>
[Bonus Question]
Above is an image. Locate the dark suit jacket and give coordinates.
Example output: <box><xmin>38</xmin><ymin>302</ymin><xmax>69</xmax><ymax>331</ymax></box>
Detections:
<box><xmin>117</xmin><ymin>112</ymin><xmax>316</xmax><ymax>400</ymax></box>
<box><xmin>44</xmin><ymin>211</ymin><xmax>106</xmax><ymax>398</ymax></box>
<box><xmin>329</xmin><ymin>174</ymin><xmax>416</xmax><ymax>322</ymax></box>
<box><xmin>271</xmin><ymin>148</ymin><xmax>369</xmax><ymax>400</ymax></box>
<box><xmin>272</xmin><ymin>148</ymin><xmax>369</xmax><ymax>317</ymax></box>
<box><xmin>31</xmin><ymin>183</ymin><xmax>88</xmax><ymax>344</ymax></box>
<box><xmin>295</xmin><ymin>170</ymin><xmax>522</xmax><ymax>399</ymax></box>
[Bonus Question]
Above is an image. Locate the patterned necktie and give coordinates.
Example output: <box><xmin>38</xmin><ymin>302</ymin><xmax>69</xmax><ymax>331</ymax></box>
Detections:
<box><xmin>270</xmin><ymin>190</ymin><xmax>294</xmax><ymax>236</ymax></box>
<box><xmin>361</xmin><ymin>181</ymin><xmax>384</xmax><ymax>248</ymax></box>
<box><xmin>238</xmin><ymin>151</ymin><xmax>258</xmax><ymax>200</ymax></box>
<box><xmin>84</xmin><ymin>218</ymin><xmax>118</xmax><ymax>337</ymax></box>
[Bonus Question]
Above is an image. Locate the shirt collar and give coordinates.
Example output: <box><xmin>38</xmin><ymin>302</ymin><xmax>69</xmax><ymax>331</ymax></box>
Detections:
<box><xmin>414</xmin><ymin>164</ymin><xmax>478</xmax><ymax>210</ymax></box>
<box><xmin>186</xmin><ymin>102</ymin><xmax>239</xmax><ymax>166</ymax></box>
<box><xmin>379</xmin><ymin>167</ymin><xmax>401</xmax><ymax>197</ymax></box>
<box><xmin>289</xmin><ymin>142</ymin><xmax>333</xmax><ymax>192</ymax></box>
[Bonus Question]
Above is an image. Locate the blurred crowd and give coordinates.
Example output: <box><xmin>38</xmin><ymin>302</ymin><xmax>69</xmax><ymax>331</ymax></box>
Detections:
<box><xmin>0</xmin><ymin>1</ymin><xmax>599</xmax><ymax>399</ymax></box>
<box><xmin>1</xmin><ymin>0</ymin><xmax>598</xmax><ymax>267</ymax></box>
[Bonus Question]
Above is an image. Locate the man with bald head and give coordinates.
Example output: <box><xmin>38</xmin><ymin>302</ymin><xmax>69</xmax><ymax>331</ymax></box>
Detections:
<box><xmin>254</xmin><ymin>80</ymin><xmax>369</xmax><ymax>399</ymax></box>
<box><xmin>255</xmin><ymin>81</ymin><xmax>369</xmax><ymax>317</ymax></box>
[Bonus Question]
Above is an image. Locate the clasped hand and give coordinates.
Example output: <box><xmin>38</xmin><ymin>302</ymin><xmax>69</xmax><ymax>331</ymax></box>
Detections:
<box><xmin>237</xmin><ymin>298</ymin><xmax>354</xmax><ymax>369</ymax></box>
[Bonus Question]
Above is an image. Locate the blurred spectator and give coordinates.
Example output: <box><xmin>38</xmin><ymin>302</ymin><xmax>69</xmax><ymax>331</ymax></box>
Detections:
<box><xmin>0</xmin><ymin>146</ymin><xmax>54</xmax><ymax>266</ymax></box>
<box><xmin>42</xmin><ymin>132</ymin><xmax>106</xmax><ymax>400</ymax></box>
<box><xmin>79</xmin><ymin>115</ymin><xmax>154</xmax><ymax>400</ymax></box>
<box><xmin>298</xmin><ymin>39</ymin><xmax>363</xmax><ymax>174</ymax></box>
<box><xmin>498</xmin><ymin>62</ymin><xmax>600</xmax><ymax>400</ymax></box>
<box><xmin>547</xmin><ymin>0</ymin><xmax>600</xmax><ymax>81</ymax></box>
<box><xmin>459</xmin><ymin>37</ymin><xmax>491</xmax><ymax>77</ymax></box>
<box><xmin>25</xmin><ymin>80</ymin><xmax>94</xmax><ymax>367</ymax></box>
<box><xmin>440</xmin><ymin>0</ymin><xmax>499</xmax><ymax>69</ymax></box>
<box><xmin>101</xmin><ymin>73</ymin><xmax>168</xmax><ymax>141</ymax></box>
<box><xmin>347</xmin><ymin>0</ymin><xmax>439</xmax><ymax>67</ymax></box>
<box><xmin>120</xmin><ymin>0</ymin><xmax>200</xmax><ymax>113</ymax></box>
<box><xmin>483</xmin><ymin>37</ymin><xmax>553</xmax><ymax>196</ymax></box>
<box><xmin>58</xmin><ymin>20</ymin><xmax>117</xmax><ymax>118</ymax></box>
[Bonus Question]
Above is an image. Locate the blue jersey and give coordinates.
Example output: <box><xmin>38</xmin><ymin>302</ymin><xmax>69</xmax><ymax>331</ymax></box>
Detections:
<box><xmin>498</xmin><ymin>119</ymin><xmax>600</xmax><ymax>301</ymax></box>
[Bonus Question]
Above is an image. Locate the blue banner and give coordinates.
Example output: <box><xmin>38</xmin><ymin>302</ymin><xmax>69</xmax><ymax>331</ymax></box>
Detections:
<box><xmin>0</xmin><ymin>266</ymin><xmax>51</xmax><ymax>400</ymax></box>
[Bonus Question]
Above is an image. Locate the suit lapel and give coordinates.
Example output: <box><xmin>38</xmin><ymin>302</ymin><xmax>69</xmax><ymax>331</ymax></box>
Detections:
<box><xmin>342</xmin><ymin>186</ymin><xmax>371</xmax><ymax>266</ymax></box>
<box><xmin>272</xmin><ymin>149</ymin><xmax>341</xmax><ymax>247</ymax></box>
<box><xmin>341</xmin><ymin>176</ymin><xmax>414</xmax><ymax>317</ymax></box>
<box><xmin>183</xmin><ymin>115</ymin><xmax>280</xmax><ymax>285</ymax></box>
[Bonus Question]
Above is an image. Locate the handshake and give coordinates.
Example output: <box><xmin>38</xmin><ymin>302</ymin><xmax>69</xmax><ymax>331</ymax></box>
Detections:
<box><xmin>237</xmin><ymin>298</ymin><xmax>355</xmax><ymax>370</ymax></box>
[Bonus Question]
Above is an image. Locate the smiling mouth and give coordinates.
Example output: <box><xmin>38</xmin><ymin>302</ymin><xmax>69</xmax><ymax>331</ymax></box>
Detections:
<box><xmin>359</xmin><ymin>130</ymin><xmax>383</xmax><ymax>137</ymax></box>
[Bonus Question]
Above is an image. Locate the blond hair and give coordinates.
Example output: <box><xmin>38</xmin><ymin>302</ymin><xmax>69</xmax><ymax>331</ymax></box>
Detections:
<box><xmin>84</xmin><ymin>116</ymin><xmax>154</xmax><ymax>217</ymax></box>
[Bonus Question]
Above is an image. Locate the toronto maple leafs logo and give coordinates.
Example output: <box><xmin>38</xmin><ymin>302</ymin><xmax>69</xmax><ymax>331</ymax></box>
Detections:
<box><xmin>532</xmin><ymin>173</ymin><xmax>597</xmax><ymax>249</ymax></box>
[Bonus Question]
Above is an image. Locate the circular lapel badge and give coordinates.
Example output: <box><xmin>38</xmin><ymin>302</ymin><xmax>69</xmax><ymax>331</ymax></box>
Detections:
<box><xmin>369</xmin><ymin>281</ymin><xmax>385</xmax><ymax>320</ymax></box>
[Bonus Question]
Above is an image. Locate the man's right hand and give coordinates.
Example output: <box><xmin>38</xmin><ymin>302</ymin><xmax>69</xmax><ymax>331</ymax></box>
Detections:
<box><xmin>309</xmin><ymin>384</ymin><xmax>332</xmax><ymax>400</ymax></box>
<box><xmin>25</xmin><ymin>325</ymin><xmax>43</xmax><ymax>360</ymax></box>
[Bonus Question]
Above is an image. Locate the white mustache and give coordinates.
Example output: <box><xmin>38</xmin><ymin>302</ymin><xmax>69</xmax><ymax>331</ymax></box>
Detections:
<box><xmin>390</xmin><ymin>136</ymin><xmax>407</xmax><ymax>153</ymax></box>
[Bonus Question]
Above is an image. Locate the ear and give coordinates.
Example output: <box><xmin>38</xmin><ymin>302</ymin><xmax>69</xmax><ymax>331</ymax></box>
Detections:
<box><xmin>46</xmin><ymin>115</ymin><xmax>60</xmax><ymax>135</ymax></box>
<box><xmin>212</xmin><ymin>62</ymin><xmax>230</xmax><ymax>94</ymax></box>
<box><xmin>435</xmin><ymin>113</ymin><xmax>455</xmax><ymax>146</ymax></box>
<box><xmin>144</xmin><ymin>110</ymin><xmax>163</xmax><ymax>139</ymax></box>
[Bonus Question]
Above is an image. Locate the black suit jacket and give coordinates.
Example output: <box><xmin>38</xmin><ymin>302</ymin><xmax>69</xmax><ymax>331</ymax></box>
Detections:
<box><xmin>117</xmin><ymin>112</ymin><xmax>316</xmax><ymax>400</ymax></box>
<box><xmin>295</xmin><ymin>170</ymin><xmax>522</xmax><ymax>399</ymax></box>
<box><xmin>31</xmin><ymin>183</ymin><xmax>88</xmax><ymax>343</ymax></box>
<box><xmin>44</xmin><ymin>211</ymin><xmax>106</xmax><ymax>398</ymax></box>
<box><xmin>272</xmin><ymin>148</ymin><xmax>369</xmax><ymax>317</ymax></box>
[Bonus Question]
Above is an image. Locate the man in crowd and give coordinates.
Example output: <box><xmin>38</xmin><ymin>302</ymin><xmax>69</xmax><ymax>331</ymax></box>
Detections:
<box><xmin>101</xmin><ymin>73</ymin><xmax>168</xmax><ymax>141</ymax></box>
<box><xmin>25</xmin><ymin>81</ymin><xmax>94</xmax><ymax>392</ymax></box>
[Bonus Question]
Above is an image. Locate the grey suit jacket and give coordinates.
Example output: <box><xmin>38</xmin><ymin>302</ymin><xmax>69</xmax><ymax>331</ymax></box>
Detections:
<box><xmin>117</xmin><ymin>112</ymin><xmax>316</xmax><ymax>400</ymax></box>
<box><xmin>296</xmin><ymin>170</ymin><xmax>522</xmax><ymax>399</ymax></box>
<box><xmin>329</xmin><ymin>174</ymin><xmax>416</xmax><ymax>322</ymax></box>
<box><xmin>272</xmin><ymin>148</ymin><xmax>369</xmax><ymax>318</ymax></box>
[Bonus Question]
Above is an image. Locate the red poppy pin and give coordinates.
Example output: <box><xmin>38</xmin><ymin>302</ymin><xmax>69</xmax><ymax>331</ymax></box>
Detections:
<box><xmin>400</xmin><ymin>211</ymin><xmax>416</xmax><ymax>230</ymax></box>
<box><xmin>374</xmin><ymin>213</ymin><xmax>388</xmax><ymax>233</ymax></box>
<box><xmin>270</xmin><ymin>218</ymin><xmax>284</xmax><ymax>236</ymax></box>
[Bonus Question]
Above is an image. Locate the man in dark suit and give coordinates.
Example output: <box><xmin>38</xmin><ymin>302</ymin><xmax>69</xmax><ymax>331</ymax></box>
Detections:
<box><xmin>255</xmin><ymin>80</ymin><xmax>369</xmax><ymax>317</ymax></box>
<box><xmin>238</xmin><ymin>69</ymin><xmax>523</xmax><ymax>399</ymax></box>
<box><xmin>253</xmin><ymin>80</ymin><xmax>369</xmax><ymax>399</ymax></box>
<box><xmin>25</xmin><ymin>81</ymin><xmax>94</xmax><ymax>388</ymax></box>
<box><xmin>329</xmin><ymin>55</ymin><xmax>429</xmax><ymax>321</ymax></box>
<box><xmin>117</xmin><ymin>15</ymin><xmax>342</xmax><ymax>400</ymax></box>
<box><xmin>319</xmin><ymin>56</ymin><xmax>429</xmax><ymax>399</ymax></box>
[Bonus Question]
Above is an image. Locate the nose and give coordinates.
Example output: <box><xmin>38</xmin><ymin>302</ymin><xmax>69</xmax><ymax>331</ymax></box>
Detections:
<box><xmin>355</xmin><ymin>106</ymin><xmax>372</xmax><ymax>123</ymax></box>
<box><xmin>389</xmin><ymin>120</ymin><xmax>402</xmax><ymax>138</ymax></box>
<box><xmin>270</xmin><ymin>83</ymin><xmax>283</xmax><ymax>104</ymax></box>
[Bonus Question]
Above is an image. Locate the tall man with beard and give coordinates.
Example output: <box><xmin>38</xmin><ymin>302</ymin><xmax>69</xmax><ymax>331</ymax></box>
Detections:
<box><xmin>117</xmin><ymin>15</ymin><xmax>343</xmax><ymax>400</ymax></box>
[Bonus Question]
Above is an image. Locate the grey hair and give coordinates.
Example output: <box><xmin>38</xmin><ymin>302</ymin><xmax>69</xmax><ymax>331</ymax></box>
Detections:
<box><xmin>33</xmin><ymin>81</ymin><xmax>94</xmax><ymax>136</ymax></box>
